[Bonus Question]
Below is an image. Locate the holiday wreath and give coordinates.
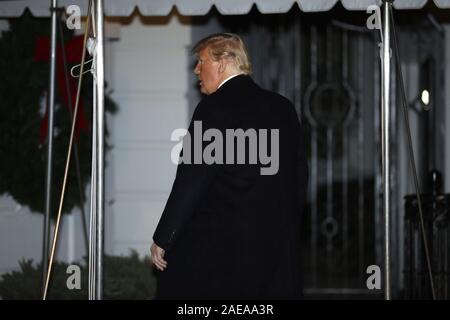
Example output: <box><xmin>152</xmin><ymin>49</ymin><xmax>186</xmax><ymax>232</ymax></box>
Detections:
<box><xmin>0</xmin><ymin>13</ymin><xmax>118</xmax><ymax>218</ymax></box>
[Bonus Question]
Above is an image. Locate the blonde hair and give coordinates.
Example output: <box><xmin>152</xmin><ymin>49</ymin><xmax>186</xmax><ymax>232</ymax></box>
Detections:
<box><xmin>193</xmin><ymin>33</ymin><xmax>252</xmax><ymax>75</ymax></box>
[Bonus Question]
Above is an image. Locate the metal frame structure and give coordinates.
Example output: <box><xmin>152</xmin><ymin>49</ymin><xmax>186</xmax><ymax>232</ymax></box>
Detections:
<box><xmin>88</xmin><ymin>0</ymin><xmax>105</xmax><ymax>300</ymax></box>
<box><xmin>40</xmin><ymin>0</ymin><xmax>105</xmax><ymax>299</ymax></box>
<box><xmin>381</xmin><ymin>0</ymin><xmax>392</xmax><ymax>300</ymax></box>
<box><xmin>42</xmin><ymin>0</ymin><xmax>57</xmax><ymax>295</ymax></box>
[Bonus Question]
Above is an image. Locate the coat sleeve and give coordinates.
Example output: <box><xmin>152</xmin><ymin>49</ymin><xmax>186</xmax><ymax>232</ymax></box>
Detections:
<box><xmin>153</xmin><ymin>100</ymin><xmax>222</xmax><ymax>251</ymax></box>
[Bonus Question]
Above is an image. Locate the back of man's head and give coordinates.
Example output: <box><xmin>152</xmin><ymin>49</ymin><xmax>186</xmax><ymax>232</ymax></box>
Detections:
<box><xmin>193</xmin><ymin>33</ymin><xmax>252</xmax><ymax>75</ymax></box>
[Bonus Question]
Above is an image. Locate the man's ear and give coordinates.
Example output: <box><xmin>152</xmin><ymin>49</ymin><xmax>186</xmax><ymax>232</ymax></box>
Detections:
<box><xmin>218</xmin><ymin>60</ymin><xmax>226</xmax><ymax>73</ymax></box>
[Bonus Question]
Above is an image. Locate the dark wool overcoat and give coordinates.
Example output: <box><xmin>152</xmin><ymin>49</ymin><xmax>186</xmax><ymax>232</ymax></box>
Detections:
<box><xmin>153</xmin><ymin>75</ymin><xmax>308</xmax><ymax>299</ymax></box>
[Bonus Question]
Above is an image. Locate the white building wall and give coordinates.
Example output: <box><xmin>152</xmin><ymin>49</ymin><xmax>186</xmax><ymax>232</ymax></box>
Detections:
<box><xmin>105</xmin><ymin>12</ymin><xmax>194</xmax><ymax>257</ymax></box>
<box><xmin>104</xmin><ymin>11</ymin><xmax>223</xmax><ymax>258</ymax></box>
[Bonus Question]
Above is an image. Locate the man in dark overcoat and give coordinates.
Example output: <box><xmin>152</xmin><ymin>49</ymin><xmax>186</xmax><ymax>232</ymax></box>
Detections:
<box><xmin>151</xmin><ymin>33</ymin><xmax>308</xmax><ymax>299</ymax></box>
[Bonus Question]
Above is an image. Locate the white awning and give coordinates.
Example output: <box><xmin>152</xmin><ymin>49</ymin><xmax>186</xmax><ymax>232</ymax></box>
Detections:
<box><xmin>0</xmin><ymin>0</ymin><xmax>449</xmax><ymax>17</ymax></box>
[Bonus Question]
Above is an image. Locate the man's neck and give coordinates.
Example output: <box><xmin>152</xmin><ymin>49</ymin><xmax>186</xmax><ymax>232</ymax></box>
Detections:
<box><xmin>218</xmin><ymin>72</ymin><xmax>243</xmax><ymax>89</ymax></box>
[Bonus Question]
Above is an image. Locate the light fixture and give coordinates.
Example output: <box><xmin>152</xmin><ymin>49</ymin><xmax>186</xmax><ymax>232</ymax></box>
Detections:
<box><xmin>421</xmin><ymin>89</ymin><xmax>429</xmax><ymax>106</ymax></box>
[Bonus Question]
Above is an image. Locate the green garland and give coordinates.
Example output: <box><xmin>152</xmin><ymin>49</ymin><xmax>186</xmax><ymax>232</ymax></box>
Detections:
<box><xmin>0</xmin><ymin>13</ymin><xmax>118</xmax><ymax>218</ymax></box>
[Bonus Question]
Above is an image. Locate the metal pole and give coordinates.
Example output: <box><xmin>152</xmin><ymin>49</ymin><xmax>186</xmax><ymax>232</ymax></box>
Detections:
<box><xmin>95</xmin><ymin>0</ymin><xmax>105</xmax><ymax>300</ymax></box>
<box><xmin>381</xmin><ymin>0</ymin><xmax>392</xmax><ymax>300</ymax></box>
<box><xmin>42</xmin><ymin>0</ymin><xmax>57</xmax><ymax>294</ymax></box>
<box><xmin>88</xmin><ymin>65</ymin><xmax>97</xmax><ymax>300</ymax></box>
<box><xmin>88</xmin><ymin>0</ymin><xmax>105</xmax><ymax>300</ymax></box>
<box><xmin>88</xmin><ymin>2</ymin><xmax>97</xmax><ymax>296</ymax></box>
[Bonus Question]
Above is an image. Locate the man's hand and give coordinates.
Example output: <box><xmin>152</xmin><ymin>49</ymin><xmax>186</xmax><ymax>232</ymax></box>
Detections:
<box><xmin>150</xmin><ymin>242</ymin><xmax>167</xmax><ymax>271</ymax></box>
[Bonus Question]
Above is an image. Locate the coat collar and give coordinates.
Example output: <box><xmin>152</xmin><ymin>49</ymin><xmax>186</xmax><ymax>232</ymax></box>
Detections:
<box><xmin>214</xmin><ymin>74</ymin><xmax>254</xmax><ymax>94</ymax></box>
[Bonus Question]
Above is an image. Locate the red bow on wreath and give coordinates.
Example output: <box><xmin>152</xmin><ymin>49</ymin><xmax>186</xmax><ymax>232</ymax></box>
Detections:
<box><xmin>34</xmin><ymin>35</ymin><xmax>89</xmax><ymax>144</ymax></box>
